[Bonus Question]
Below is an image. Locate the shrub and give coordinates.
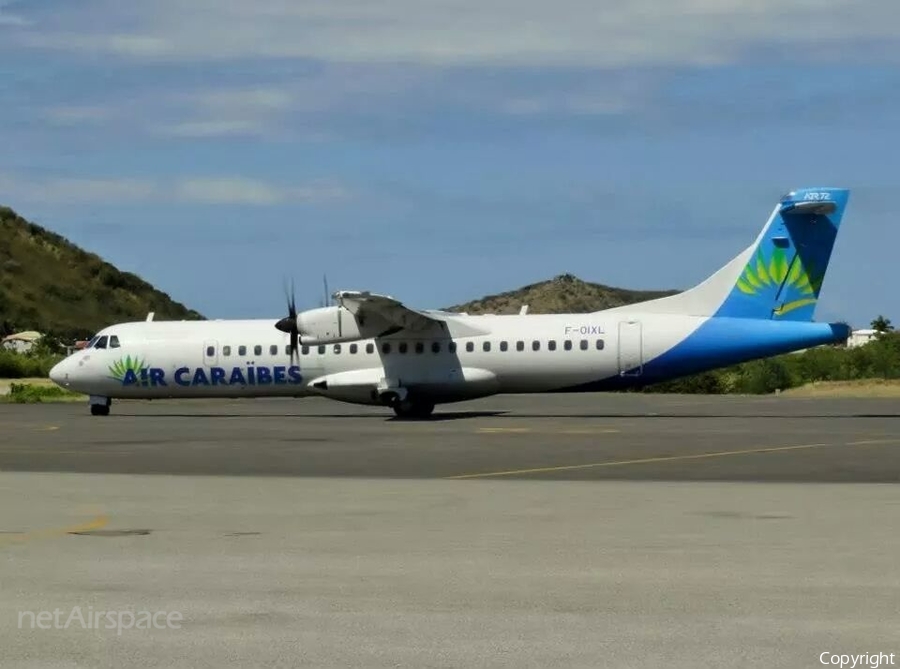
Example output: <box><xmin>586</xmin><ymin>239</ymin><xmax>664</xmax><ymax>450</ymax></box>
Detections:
<box><xmin>6</xmin><ymin>383</ymin><xmax>80</xmax><ymax>403</ymax></box>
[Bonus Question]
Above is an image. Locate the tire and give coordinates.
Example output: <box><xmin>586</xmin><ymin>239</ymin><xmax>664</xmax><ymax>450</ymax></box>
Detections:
<box><xmin>392</xmin><ymin>400</ymin><xmax>435</xmax><ymax>420</ymax></box>
<box><xmin>90</xmin><ymin>404</ymin><xmax>110</xmax><ymax>416</ymax></box>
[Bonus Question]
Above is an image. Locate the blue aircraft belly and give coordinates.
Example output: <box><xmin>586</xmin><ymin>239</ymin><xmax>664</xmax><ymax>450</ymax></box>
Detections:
<box><xmin>552</xmin><ymin>317</ymin><xmax>850</xmax><ymax>392</ymax></box>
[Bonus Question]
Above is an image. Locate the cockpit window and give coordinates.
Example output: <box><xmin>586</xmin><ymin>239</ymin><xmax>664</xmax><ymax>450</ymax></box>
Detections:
<box><xmin>94</xmin><ymin>335</ymin><xmax>109</xmax><ymax>349</ymax></box>
<box><xmin>109</xmin><ymin>335</ymin><xmax>120</xmax><ymax>348</ymax></box>
<box><xmin>85</xmin><ymin>335</ymin><xmax>100</xmax><ymax>349</ymax></box>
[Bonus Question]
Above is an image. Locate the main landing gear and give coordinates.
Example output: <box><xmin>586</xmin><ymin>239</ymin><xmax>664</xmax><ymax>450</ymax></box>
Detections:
<box><xmin>377</xmin><ymin>387</ymin><xmax>435</xmax><ymax>420</ymax></box>
<box><xmin>89</xmin><ymin>395</ymin><xmax>111</xmax><ymax>416</ymax></box>
<box><xmin>392</xmin><ymin>399</ymin><xmax>435</xmax><ymax>420</ymax></box>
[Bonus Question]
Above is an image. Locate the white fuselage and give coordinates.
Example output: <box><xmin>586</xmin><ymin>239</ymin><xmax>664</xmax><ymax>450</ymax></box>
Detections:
<box><xmin>50</xmin><ymin>309</ymin><xmax>701</xmax><ymax>405</ymax></box>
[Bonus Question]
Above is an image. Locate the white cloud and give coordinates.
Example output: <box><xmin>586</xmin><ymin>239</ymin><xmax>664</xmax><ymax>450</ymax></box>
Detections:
<box><xmin>500</xmin><ymin>93</ymin><xmax>633</xmax><ymax>117</ymax></box>
<box><xmin>175</xmin><ymin>178</ymin><xmax>349</xmax><ymax>205</ymax></box>
<box><xmin>0</xmin><ymin>174</ymin><xmax>156</xmax><ymax>203</ymax></box>
<box><xmin>41</xmin><ymin>105</ymin><xmax>113</xmax><ymax>125</ymax></box>
<box><xmin>151</xmin><ymin>87</ymin><xmax>296</xmax><ymax>137</ymax></box>
<box><xmin>0</xmin><ymin>0</ymin><xmax>28</xmax><ymax>26</ymax></box>
<box><xmin>157</xmin><ymin>119</ymin><xmax>264</xmax><ymax>138</ymax></box>
<box><xmin>175</xmin><ymin>178</ymin><xmax>284</xmax><ymax>205</ymax></box>
<box><xmin>9</xmin><ymin>0</ymin><xmax>900</xmax><ymax>67</ymax></box>
<box><xmin>190</xmin><ymin>87</ymin><xmax>294</xmax><ymax>112</ymax></box>
<box><xmin>0</xmin><ymin>173</ymin><xmax>350</xmax><ymax>206</ymax></box>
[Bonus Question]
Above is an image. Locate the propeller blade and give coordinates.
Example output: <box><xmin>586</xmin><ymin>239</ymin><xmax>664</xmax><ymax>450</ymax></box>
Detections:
<box><xmin>276</xmin><ymin>277</ymin><xmax>302</xmax><ymax>366</ymax></box>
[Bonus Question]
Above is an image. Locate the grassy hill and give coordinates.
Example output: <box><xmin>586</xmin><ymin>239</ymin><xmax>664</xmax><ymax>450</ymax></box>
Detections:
<box><xmin>0</xmin><ymin>206</ymin><xmax>203</xmax><ymax>339</ymax></box>
<box><xmin>446</xmin><ymin>273</ymin><xmax>677</xmax><ymax>314</ymax></box>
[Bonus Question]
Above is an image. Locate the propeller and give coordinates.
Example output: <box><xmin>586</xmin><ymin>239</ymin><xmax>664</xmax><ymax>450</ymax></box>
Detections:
<box><xmin>275</xmin><ymin>279</ymin><xmax>301</xmax><ymax>365</ymax></box>
<box><xmin>322</xmin><ymin>273</ymin><xmax>330</xmax><ymax>308</ymax></box>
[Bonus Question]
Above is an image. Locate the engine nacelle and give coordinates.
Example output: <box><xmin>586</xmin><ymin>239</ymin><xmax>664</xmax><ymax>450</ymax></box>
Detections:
<box><xmin>295</xmin><ymin>306</ymin><xmax>365</xmax><ymax>345</ymax></box>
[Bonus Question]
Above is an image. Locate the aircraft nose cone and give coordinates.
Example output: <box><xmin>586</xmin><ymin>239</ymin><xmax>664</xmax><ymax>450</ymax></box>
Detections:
<box><xmin>49</xmin><ymin>360</ymin><xmax>68</xmax><ymax>387</ymax></box>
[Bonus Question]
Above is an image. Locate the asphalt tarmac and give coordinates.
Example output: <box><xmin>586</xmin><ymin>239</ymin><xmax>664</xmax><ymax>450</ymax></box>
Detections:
<box><xmin>2</xmin><ymin>394</ymin><xmax>899</xmax><ymax>667</ymax></box>
<box><xmin>1</xmin><ymin>393</ymin><xmax>900</xmax><ymax>481</ymax></box>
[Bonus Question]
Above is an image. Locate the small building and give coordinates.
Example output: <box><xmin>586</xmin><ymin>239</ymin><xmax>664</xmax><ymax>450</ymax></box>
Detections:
<box><xmin>847</xmin><ymin>329</ymin><xmax>879</xmax><ymax>348</ymax></box>
<box><xmin>1</xmin><ymin>331</ymin><xmax>43</xmax><ymax>353</ymax></box>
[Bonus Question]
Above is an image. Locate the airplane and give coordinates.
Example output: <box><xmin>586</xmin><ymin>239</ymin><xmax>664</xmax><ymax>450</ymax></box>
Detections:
<box><xmin>50</xmin><ymin>187</ymin><xmax>852</xmax><ymax>418</ymax></box>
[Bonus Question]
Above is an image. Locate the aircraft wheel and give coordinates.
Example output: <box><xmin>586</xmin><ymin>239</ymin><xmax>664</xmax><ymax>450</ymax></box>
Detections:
<box><xmin>90</xmin><ymin>404</ymin><xmax>110</xmax><ymax>416</ymax></box>
<box><xmin>392</xmin><ymin>400</ymin><xmax>435</xmax><ymax>420</ymax></box>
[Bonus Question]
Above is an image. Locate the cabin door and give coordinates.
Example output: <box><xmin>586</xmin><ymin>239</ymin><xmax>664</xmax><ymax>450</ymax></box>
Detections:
<box><xmin>617</xmin><ymin>321</ymin><xmax>643</xmax><ymax>376</ymax></box>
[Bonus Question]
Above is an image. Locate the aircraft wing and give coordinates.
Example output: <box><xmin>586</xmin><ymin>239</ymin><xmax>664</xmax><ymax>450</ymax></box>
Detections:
<box><xmin>333</xmin><ymin>290</ymin><xmax>449</xmax><ymax>335</ymax></box>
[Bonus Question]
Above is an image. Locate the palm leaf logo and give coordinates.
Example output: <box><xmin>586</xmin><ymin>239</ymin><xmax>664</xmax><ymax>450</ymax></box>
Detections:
<box><xmin>108</xmin><ymin>355</ymin><xmax>146</xmax><ymax>382</ymax></box>
<box><xmin>736</xmin><ymin>247</ymin><xmax>817</xmax><ymax>297</ymax></box>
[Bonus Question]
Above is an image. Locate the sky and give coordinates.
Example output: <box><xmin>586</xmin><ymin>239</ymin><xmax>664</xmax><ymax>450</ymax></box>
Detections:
<box><xmin>1</xmin><ymin>0</ymin><xmax>898</xmax><ymax>328</ymax></box>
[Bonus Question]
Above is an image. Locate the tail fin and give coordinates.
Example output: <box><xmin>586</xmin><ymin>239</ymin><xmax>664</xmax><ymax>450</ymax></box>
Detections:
<box><xmin>627</xmin><ymin>187</ymin><xmax>850</xmax><ymax>321</ymax></box>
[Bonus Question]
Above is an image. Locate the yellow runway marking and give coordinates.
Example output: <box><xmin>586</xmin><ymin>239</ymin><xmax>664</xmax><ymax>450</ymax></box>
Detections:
<box><xmin>475</xmin><ymin>427</ymin><xmax>620</xmax><ymax>435</ymax></box>
<box><xmin>0</xmin><ymin>514</ymin><xmax>109</xmax><ymax>548</ymax></box>
<box><xmin>0</xmin><ymin>449</ymin><xmax>130</xmax><ymax>456</ymax></box>
<box><xmin>845</xmin><ymin>438</ymin><xmax>900</xmax><ymax>446</ymax></box>
<box><xmin>476</xmin><ymin>427</ymin><xmax>532</xmax><ymax>433</ymax></box>
<box><xmin>445</xmin><ymin>438</ymin><xmax>900</xmax><ymax>479</ymax></box>
<box><xmin>560</xmin><ymin>429</ymin><xmax>620</xmax><ymax>435</ymax></box>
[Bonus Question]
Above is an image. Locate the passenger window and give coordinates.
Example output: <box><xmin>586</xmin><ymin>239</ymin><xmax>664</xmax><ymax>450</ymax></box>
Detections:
<box><xmin>500</xmin><ymin>341</ymin><xmax>508</xmax><ymax>352</ymax></box>
<box><xmin>109</xmin><ymin>335</ymin><xmax>120</xmax><ymax>348</ymax></box>
<box><xmin>301</xmin><ymin>345</ymin><xmax>309</xmax><ymax>355</ymax></box>
<box><xmin>548</xmin><ymin>340</ymin><xmax>556</xmax><ymax>351</ymax></box>
<box><xmin>350</xmin><ymin>343</ymin><xmax>358</xmax><ymax>354</ymax></box>
<box><xmin>448</xmin><ymin>342</ymin><xmax>457</xmax><ymax>353</ymax></box>
<box><xmin>224</xmin><ymin>346</ymin><xmax>232</xmax><ymax>356</ymax></box>
<box><xmin>415</xmin><ymin>342</ymin><xmax>424</xmax><ymax>354</ymax></box>
<box><xmin>516</xmin><ymin>341</ymin><xmax>524</xmax><ymax>352</ymax></box>
<box><xmin>238</xmin><ymin>345</ymin><xmax>246</xmax><ymax>356</ymax></box>
<box><xmin>206</xmin><ymin>345</ymin><xmax>215</xmax><ymax>357</ymax></box>
<box><xmin>564</xmin><ymin>340</ymin><xmax>573</xmax><ymax>351</ymax></box>
<box><xmin>318</xmin><ymin>345</ymin><xmax>326</xmax><ymax>355</ymax></box>
<box><xmin>366</xmin><ymin>343</ymin><xmax>374</xmax><ymax>354</ymax></box>
<box><xmin>382</xmin><ymin>342</ymin><xmax>391</xmax><ymax>354</ymax></box>
<box><xmin>580</xmin><ymin>339</ymin><xmax>588</xmax><ymax>350</ymax></box>
<box><xmin>596</xmin><ymin>339</ymin><xmax>604</xmax><ymax>350</ymax></box>
<box><xmin>399</xmin><ymin>342</ymin><xmax>408</xmax><ymax>354</ymax></box>
<box><xmin>466</xmin><ymin>342</ymin><xmax>474</xmax><ymax>352</ymax></box>
<box><xmin>95</xmin><ymin>335</ymin><xmax>108</xmax><ymax>349</ymax></box>
<box><xmin>483</xmin><ymin>341</ymin><xmax>491</xmax><ymax>352</ymax></box>
<box><xmin>269</xmin><ymin>345</ymin><xmax>278</xmax><ymax>355</ymax></box>
<box><xmin>333</xmin><ymin>344</ymin><xmax>341</xmax><ymax>354</ymax></box>
<box><xmin>254</xmin><ymin>345</ymin><xmax>262</xmax><ymax>356</ymax></box>
<box><xmin>532</xmin><ymin>340</ymin><xmax>540</xmax><ymax>351</ymax></box>
<box><xmin>432</xmin><ymin>342</ymin><xmax>440</xmax><ymax>353</ymax></box>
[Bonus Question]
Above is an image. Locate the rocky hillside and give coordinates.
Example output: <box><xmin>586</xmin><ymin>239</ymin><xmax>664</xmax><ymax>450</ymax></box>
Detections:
<box><xmin>446</xmin><ymin>273</ymin><xmax>677</xmax><ymax>314</ymax></box>
<box><xmin>0</xmin><ymin>206</ymin><xmax>203</xmax><ymax>339</ymax></box>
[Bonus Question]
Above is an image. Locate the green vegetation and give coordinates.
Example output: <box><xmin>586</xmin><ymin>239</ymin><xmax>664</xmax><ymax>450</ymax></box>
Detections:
<box><xmin>1</xmin><ymin>382</ymin><xmax>83</xmax><ymax>403</ymax></box>
<box><xmin>446</xmin><ymin>273</ymin><xmax>676</xmax><ymax>314</ymax></box>
<box><xmin>0</xmin><ymin>348</ymin><xmax>62</xmax><ymax>378</ymax></box>
<box><xmin>0</xmin><ymin>205</ymin><xmax>203</xmax><ymax>343</ymax></box>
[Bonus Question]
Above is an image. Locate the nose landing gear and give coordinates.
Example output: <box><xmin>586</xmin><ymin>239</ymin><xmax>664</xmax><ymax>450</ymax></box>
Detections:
<box><xmin>89</xmin><ymin>395</ymin><xmax>111</xmax><ymax>416</ymax></box>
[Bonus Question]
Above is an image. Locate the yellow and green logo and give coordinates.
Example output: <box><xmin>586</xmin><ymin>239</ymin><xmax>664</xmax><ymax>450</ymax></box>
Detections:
<box><xmin>108</xmin><ymin>355</ymin><xmax>147</xmax><ymax>382</ymax></box>
<box><xmin>735</xmin><ymin>247</ymin><xmax>822</xmax><ymax>317</ymax></box>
